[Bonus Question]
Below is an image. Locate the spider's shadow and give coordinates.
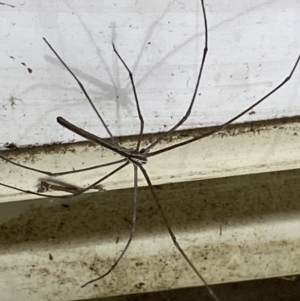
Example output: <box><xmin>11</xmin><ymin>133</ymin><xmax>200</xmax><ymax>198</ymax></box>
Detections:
<box><xmin>22</xmin><ymin>0</ymin><xmax>274</xmax><ymax>144</ymax></box>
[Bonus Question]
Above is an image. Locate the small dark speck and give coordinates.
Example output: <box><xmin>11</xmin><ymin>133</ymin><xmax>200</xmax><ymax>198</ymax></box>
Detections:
<box><xmin>124</xmin><ymin>217</ymin><xmax>131</xmax><ymax>224</ymax></box>
<box><xmin>4</xmin><ymin>142</ymin><xmax>17</xmax><ymax>149</ymax></box>
<box><xmin>94</xmin><ymin>284</ymin><xmax>99</xmax><ymax>287</ymax></box>
<box><xmin>249</xmin><ymin>111</ymin><xmax>256</xmax><ymax>115</ymax></box>
<box><xmin>61</xmin><ymin>204</ymin><xmax>70</xmax><ymax>208</ymax></box>
<box><xmin>9</xmin><ymin>56</ymin><xmax>15</xmax><ymax>59</ymax></box>
<box><xmin>135</xmin><ymin>282</ymin><xmax>145</xmax><ymax>289</ymax></box>
<box><xmin>116</xmin><ymin>237</ymin><xmax>119</xmax><ymax>244</ymax></box>
<box><xmin>259</xmin><ymin>64</ymin><xmax>261</xmax><ymax>67</ymax></box>
<box><xmin>148</xmin><ymin>42</ymin><xmax>151</xmax><ymax>45</ymax></box>
<box><xmin>27</xmin><ymin>68</ymin><xmax>33</xmax><ymax>73</ymax></box>
<box><xmin>49</xmin><ymin>253</ymin><xmax>53</xmax><ymax>260</ymax></box>
<box><xmin>21</xmin><ymin>62</ymin><xmax>26</xmax><ymax>66</ymax></box>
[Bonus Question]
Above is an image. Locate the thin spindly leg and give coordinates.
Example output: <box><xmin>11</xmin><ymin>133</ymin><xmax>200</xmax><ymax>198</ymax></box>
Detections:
<box><xmin>139</xmin><ymin>165</ymin><xmax>220</xmax><ymax>301</ymax></box>
<box><xmin>112</xmin><ymin>43</ymin><xmax>145</xmax><ymax>151</ymax></box>
<box><xmin>43</xmin><ymin>38</ymin><xmax>117</xmax><ymax>145</ymax></box>
<box><xmin>0</xmin><ymin>161</ymin><xmax>129</xmax><ymax>198</ymax></box>
<box><xmin>144</xmin><ymin>0</ymin><xmax>208</xmax><ymax>152</ymax></box>
<box><xmin>81</xmin><ymin>164</ymin><xmax>139</xmax><ymax>287</ymax></box>
<box><xmin>149</xmin><ymin>52</ymin><xmax>300</xmax><ymax>157</ymax></box>
<box><xmin>0</xmin><ymin>155</ymin><xmax>125</xmax><ymax>176</ymax></box>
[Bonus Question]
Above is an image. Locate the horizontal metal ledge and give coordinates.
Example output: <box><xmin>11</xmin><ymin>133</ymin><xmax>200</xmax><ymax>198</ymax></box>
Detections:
<box><xmin>1</xmin><ymin>168</ymin><xmax>300</xmax><ymax>301</ymax></box>
<box><xmin>1</xmin><ymin>117</ymin><xmax>300</xmax><ymax>203</ymax></box>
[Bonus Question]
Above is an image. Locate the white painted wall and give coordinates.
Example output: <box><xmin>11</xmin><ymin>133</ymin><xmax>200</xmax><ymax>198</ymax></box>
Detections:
<box><xmin>1</xmin><ymin>0</ymin><xmax>300</xmax><ymax>149</ymax></box>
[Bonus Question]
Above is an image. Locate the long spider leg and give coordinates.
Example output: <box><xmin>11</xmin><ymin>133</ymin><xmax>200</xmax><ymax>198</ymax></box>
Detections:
<box><xmin>149</xmin><ymin>52</ymin><xmax>300</xmax><ymax>157</ymax></box>
<box><xmin>139</xmin><ymin>165</ymin><xmax>220</xmax><ymax>301</ymax></box>
<box><xmin>0</xmin><ymin>155</ymin><xmax>126</xmax><ymax>176</ymax></box>
<box><xmin>0</xmin><ymin>162</ymin><xmax>129</xmax><ymax>199</ymax></box>
<box><xmin>112</xmin><ymin>43</ymin><xmax>145</xmax><ymax>151</ymax></box>
<box><xmin>143</xmin><ymin>0</ymin><xmax>208</xmax><ymax>153</ymax></box>
<box><xmin>43</xmin><ymin>38</ymin><xmax>118</xmax><ymax>145</ymax></box>
<box><xmin>50</xmin><ymin>158</ymin><xmax>126</xmax><ymax>176</ymax></box>
<box><xmin>81</xmin><ymin>164</ymin><xmax>139</xmax><ymax>287</ymax></box>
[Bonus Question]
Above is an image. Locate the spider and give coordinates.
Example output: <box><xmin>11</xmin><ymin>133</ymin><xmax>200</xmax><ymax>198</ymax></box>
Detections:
<box><xmin>1</xmin><ymin>1</ymin><xmax>299</xmax><ymax>300</ymax></box>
